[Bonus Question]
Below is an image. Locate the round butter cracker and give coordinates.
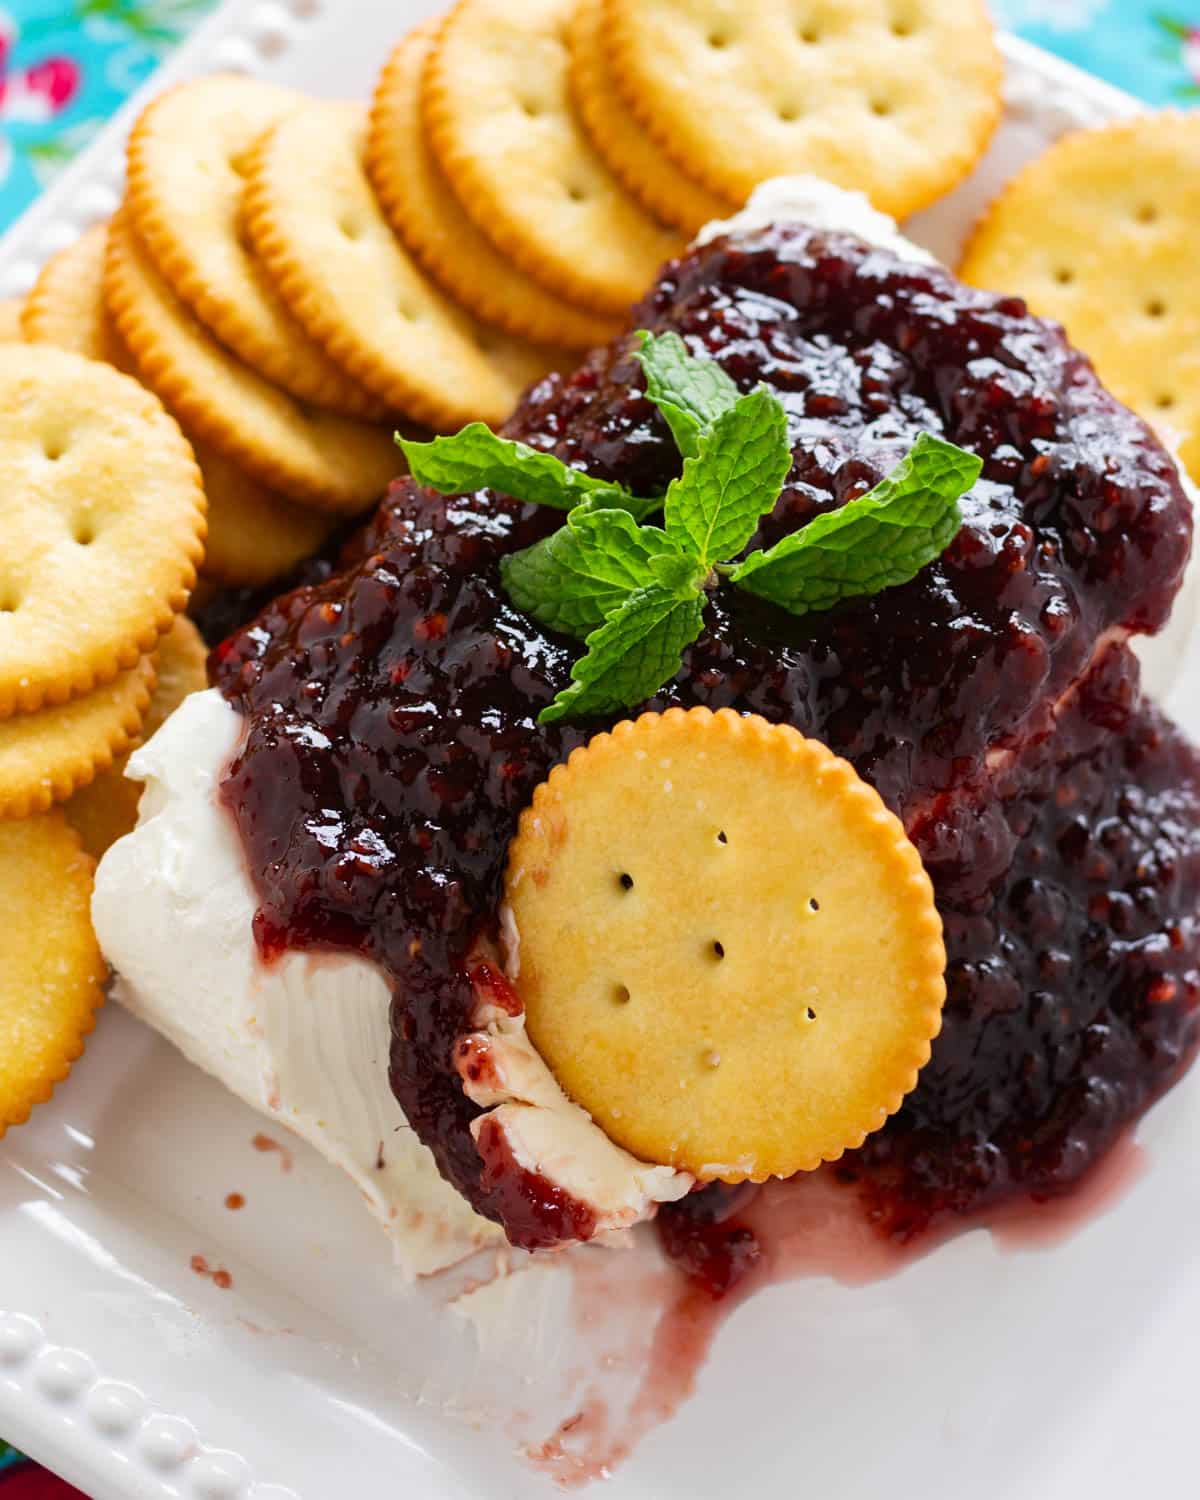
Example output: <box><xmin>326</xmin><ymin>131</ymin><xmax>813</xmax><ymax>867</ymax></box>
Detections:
<box><xmin>103</xmin><ymin>210</ymin><xmax>399</xmax><ymax>514</ymax></box>
<box><xmin>568</xmin><ymin>0</ymin><xmax>734</xmax><ymax>236</ymax></box>
<box><xmin>194</xmin><ymin>441</ymin><xmax>335</xmax><ymax>589</ymax></box>
<box><xmin>0</xmin><ymin>342</ymin><xmax>205</xmax><ymax>718</ymax></box>
<box><xmin>24</xmin><ymin>221</ymin><xmax>332</xmax><ymax>581</ymax></box>
<box><xmin>424</xmin><ymin>0</ymin><xmax>684</xmax><ymax>317</ymax></box>
<box><xmin>0</xmin><ymin>300</ymin><xmax>23</xmax><ymax>341</ymax></box>
<box><xmin>0</xmin><ymin>810</ymin><xmax>105</xmax><ymax>1137</ymax></box>
<box><xmin>126</xmin><ymin>76</ymin><xmax>384</xmax><ymax>420</ymax></box>
<box><xmin>243</xmin><ymin>99</ymin><xmax>564</xmax><ymax>431</ymax></box>
<box><xmin>368</xmin><ymin>23</ymin><xmax>622</xmax><ymax>352</ymax></box>
<box><xmin>0</xmin><ymin>653</ymin><xmax>155</xmax><ymax>820</ymax></box>
<box><xmin>66</xmin><ymin>615</ymin><xmax>207</xmax><ymax>860</ymax></box>
<box><xmin>22</xmin><ymin>224</ymin><xmax>123</xmax><ymax>364</ymax></box>
<box><xmin>507</xmin><ymin>707</ymin><xmax>946</xmax><ymax>1182</ymax></box>
<box><xmin>600</xmin><ymin>0</ymin><xmax>1002</xmax><ymax>218</ymax></box>
<box><xmin>960</xmin><ymin>113</ymin><xmax>1200</xmax><ymax>485</ymax></box>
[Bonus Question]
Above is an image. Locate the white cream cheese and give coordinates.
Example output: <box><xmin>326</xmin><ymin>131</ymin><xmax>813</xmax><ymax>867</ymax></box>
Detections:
<box><xmin>454</xmin><ymin>967</ymin><xmax>691</xmax><ymax>1234</ymax></box>
<box><xmin>693</xmin><ymin>173</ymin><xmax>938</xmax><ymax>264</ymax></box>
<box><xmin>91</xmin><ymin>690</ymin><xmax>688</xmax><ymax>1270</ymax></box>
<box><xmin>92</xmin><ymin>690</ymin><xmax>503</xmax><ymax>1277</ymax></box>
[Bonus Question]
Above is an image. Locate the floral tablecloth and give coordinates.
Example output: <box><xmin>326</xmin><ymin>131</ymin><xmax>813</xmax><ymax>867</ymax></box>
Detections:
<box><xmin>0</xmin><ymin>0</ymin><xmax>1197</xmax><ymax>1494</ymax></box>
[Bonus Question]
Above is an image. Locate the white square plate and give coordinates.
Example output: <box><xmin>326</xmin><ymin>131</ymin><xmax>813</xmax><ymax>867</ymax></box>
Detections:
<box><xmin>1</xmin><ymin>8</ymin><xmax>1197</xmax><ymax>1499</ymax></box>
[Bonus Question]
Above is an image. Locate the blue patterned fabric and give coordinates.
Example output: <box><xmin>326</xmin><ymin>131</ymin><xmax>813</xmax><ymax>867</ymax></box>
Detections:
<box><xmin>0</xmin><ymin>0</ymin><xmax>1196</xmax><ymax>1489</ymax></box>
<box><xmin>993</xmin><ymin>0</ymin><xmax>1200</xmax><ymax>104</ymax></box>
<box><xmin>0</xmin><ymin>0</ymin><xmax>213</xmax><ymax>229</ymax></box>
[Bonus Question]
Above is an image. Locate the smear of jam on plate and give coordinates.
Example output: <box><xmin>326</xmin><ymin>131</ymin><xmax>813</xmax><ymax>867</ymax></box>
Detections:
<box><xmin>212</xmin><ymin>224</ymin><xmax>1199</xmax><ymax>1280</ymax></box>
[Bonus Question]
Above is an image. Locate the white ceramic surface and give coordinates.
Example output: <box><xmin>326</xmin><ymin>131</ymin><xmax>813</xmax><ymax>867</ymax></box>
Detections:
<box><xmin>1</xmin><ymin>8</ymin><xmax>1198</xmax><ymax>1499</ymax></box>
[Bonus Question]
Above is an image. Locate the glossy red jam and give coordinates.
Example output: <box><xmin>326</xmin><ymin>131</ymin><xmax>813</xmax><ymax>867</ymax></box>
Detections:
<box><xmin>212</xmin><ymin>224</ymin><xmax>1197</xmax><ymax>1272</ymax></box>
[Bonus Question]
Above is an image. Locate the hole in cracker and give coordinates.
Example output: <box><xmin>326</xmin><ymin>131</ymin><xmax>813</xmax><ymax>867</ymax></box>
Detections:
<box><xmin>72</xmin><ymin>515</ymin><xmax>95</xmax><ymax>546</ymax></box>
<box><xmin>805</xmin><ymin>1007</ymin><xmax>817</xmax><ymax>1023</ymax></box>
<box><xmin>716</xmin><ymin>829</ymin><xmax>728</xmax><ymax>845</ymax></box>
<box><xmin>891</xmin><ymin>17</ymin><xmax>914</xmax><ymax>36</ymax></box>
<box><xmin>339</xmin><ymin>214</ymin><xmax>365</xmax><ymax>241</ymax></box>
<box><xmin>1135</xmin><ymin>204</ymin><xmax>1159</xmax><ymax>225</ymax></box>
<box><xmin>808</xmin><ymin>897</ymin><xmax>820</xmax><ymax>913</ymax></box>
<box><xmin>520</xmin><ymin>97</ymin><xmax>544</xmax><ymax>118</ymax></box>
<box><xmin>566</xmin><ymin>184</ymin><xmax>590</xmax><ymax>204</ymax></box>
<box><xmin>0</xmin><ymin>586</ymin><xmax>20</xmax><ymax>613</ymax></box>
<box><xmin>255</xmin><ymin>27</ymin><xmax>288</xmax><ymax>59</ymax></box>
<box><xmin>1052</xmin><ymin>267</ymin><xmax>1075</xmax><ymax>286</ymax></box>
<box><xmin>1156</xmin><ymin>393</ymin><xmax>1177</xmax><ymax>411</ymax></box>
<box><xmin>618</xmin><ymin>871</ymin><xmax>634</xmax><ymax>892</ymax></box>
<box><xmin>41</xmin><ymin>433</ymin><xmax>66</xmax><ymax>461</ymax></box>
<box><xmin>869</xmin><ymin>97</ymin><xmax>893</xmax><ymax>117</ymax></box>
<box><xmin>711</xmin><ymin>940</ymin><xmax>725</xmax><ymax>960</ymax></box>
<box><xmin>1146</xmin><ymin>298</ymin><xmax>1167</xmax><ymax>319</ymax></box>
<box><xmin>707</xmin><ymin>28</ymin><xmax>731</xmax><ymax>47</ymax></box>
<box><xmin>613</xmin><ymin>983</ymin><xmax>631</xmax><ymax>1006</ymax></box>
<box><xmin>777</xmin><ymin>102</ymin><xmax>801</xmax><ymax>123</ymax></box>
<box><xmin>798</xmin><ymin>24</ymin><xmax>820</xmax><ymax>43</ymax></box>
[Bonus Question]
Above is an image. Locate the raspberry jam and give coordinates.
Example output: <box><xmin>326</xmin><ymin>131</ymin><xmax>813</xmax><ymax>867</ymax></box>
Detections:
<box><xmin>212</xmin><ymin>224</ymin><xmax>1198</xmax><ymax>1276</ymax></box>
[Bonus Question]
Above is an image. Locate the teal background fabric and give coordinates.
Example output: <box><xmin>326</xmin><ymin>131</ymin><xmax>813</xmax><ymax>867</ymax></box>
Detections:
<box><xmin>0</xmin><ymin>1</ymin><xmax>210</xmax><ymax>229</ymax></box>
<box><xmin>994</xmin><ymin>0</ymin><xmax>1200</xmax><ymax>102</ymax></box>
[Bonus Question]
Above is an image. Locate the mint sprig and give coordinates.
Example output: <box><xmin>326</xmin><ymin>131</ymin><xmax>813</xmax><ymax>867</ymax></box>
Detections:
<box><xmin>501</xmin><ymin>499</ymin><xmax>702</xmax><ymax>638</ymax></box>
<box><xmin>664</xmin><ymin>387</ymin><xmax>791</xmax><ymax>565</ymax></box>
<box><xmin>538</xmin><ymin>585</ymin><xmax>706</xmax><ymax>725</ymax></box>
<box><xmin>633</xmin><ymin>330</ymin><xmax>739</xmax><ymax>458</ymax></box>
<box><xmin>730</xmin><ymin>433</ymin><xmax>981</xmax><ymax>612</ymax></box>
<box><xmin>398</xmin><ymin>424</ymin><xmax>657</xmax><ymax>521</ymax></box>
<box><xmin>397</xmin><ymin>332</ymin><xmax>981</xmax><ymax>724</ymax></box>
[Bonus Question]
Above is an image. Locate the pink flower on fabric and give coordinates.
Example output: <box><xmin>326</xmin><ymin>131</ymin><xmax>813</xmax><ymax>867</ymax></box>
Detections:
<box><xmin>0</xmin><ymin>11</ymin><xmax>80</xmax><ymax>187</ymax></box>
<box><xmin>0</xmin><ymin>14</ymin><xmax>80</xmax><ymax>125</ymax></box>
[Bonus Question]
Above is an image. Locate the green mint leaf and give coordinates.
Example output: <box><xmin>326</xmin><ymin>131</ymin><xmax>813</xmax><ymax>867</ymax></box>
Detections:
<box><xmin>664</xmin><ymin>387</ymin><xmax>792</xmax><ymax>566</ymax></box>
<box><xmin>398</xmin><ymin>425</ymin><xmax>656</xmax><ymax>520</ymax></box>
<box><xmin>539</xmin><ymin>583</ymin><xmax>705</xmax><ymax>724</ymax></box>
<box><xmin>730</xmin><ymin>432</ymin><xmax>981</xmax><ymax>615</ymax></box>
<box><xmin>501</xmin><ymin>504</ymin><xmax>699</xmax><ymax>639</ymax></box>
<box><xmin>633</xmin><ymin>330</ymin><xmax>740</xmax><ymax>458</ymax></box>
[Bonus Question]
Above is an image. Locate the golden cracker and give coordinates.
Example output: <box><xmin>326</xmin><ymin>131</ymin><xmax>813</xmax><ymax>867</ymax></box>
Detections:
<box><xmin>367</xmin><ymin>23</ymin><xmax>621</xmax><ymax>352</ymax></box>
<box><xmin>568</xmin><ymin>0</ymin><xmax>733</xmax><ymax>236</ymax></box>
<box><xmin>601</xmin><ymin>0</ymin><xmax>1002</xmax><ymax>218</ymax></box>
<box><xmin>243</xmin><ymin>99</ymin><xmax>564</xmax><ymax>431</ymax></box>
<box><xmin>21</xmin><ymin>223</ymin><xmax>329</xmax><ymax>583</ymax></box>
<box><xmin>67</xmin><ymin>615</ymin><xmax>207</xmax><ymax>860</ymax></box>
<box><xmin>0</xmin><ymin>343</ymin><xmax>205</xmax><ymax>718</ymax></box>
<box><xmin>424</xmin><ymin>0</ymin><xmax>684</xmax><ymax>317</ymax></box>
<box><xmin>0</xmin><ymin>299</ymin><xmax>23</xmax><ymax>341</ymax></box>
<box><xmin>195</xmin><ymin>440</ymin><xmax>335</xmax><ymax>588</ymax></box>
<box><xmin>0</xmin><ymin>653</ymin><xmax>155</xmax><ymax>820</ymax></box>
<box><xmin>104</xmin><ymin>210</ymin><xmax>400</xmax><ymax>514</ymax></box>
<box><xmin>960</xmin><ymin>113</ymin><xmax>1200</xmax><ymax>484</ymax></box>
<box><xmin>507</xmin><ymin>708</ymin><xmax>945</xmax><ymax>1182</ymax></box>
<box><xmin>21</xmin><ymin>224</ymin><xmax>123</xmax><ymax>364</ymax></box>
<box><xmin>126</xmin><ymin>77</ymin><xmax>384</xmax><ymax>420</ymax></box>
<box><xmin>0</xmin><ymin>810</ymin><xmax>105</xmax><ymax>1137</ymax></box>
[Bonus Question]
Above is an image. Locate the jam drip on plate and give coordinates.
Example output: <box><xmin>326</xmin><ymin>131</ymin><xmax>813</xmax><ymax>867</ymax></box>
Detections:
<box><xmin>213</xmin><ymin>223</ymin><xmax>1196</xmax><ymax>1265</ymax></box>
<box><xmin>662</xmin><ymin>645</ymin><xmax>1200</xmax><ymax>1292</ymax></box>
